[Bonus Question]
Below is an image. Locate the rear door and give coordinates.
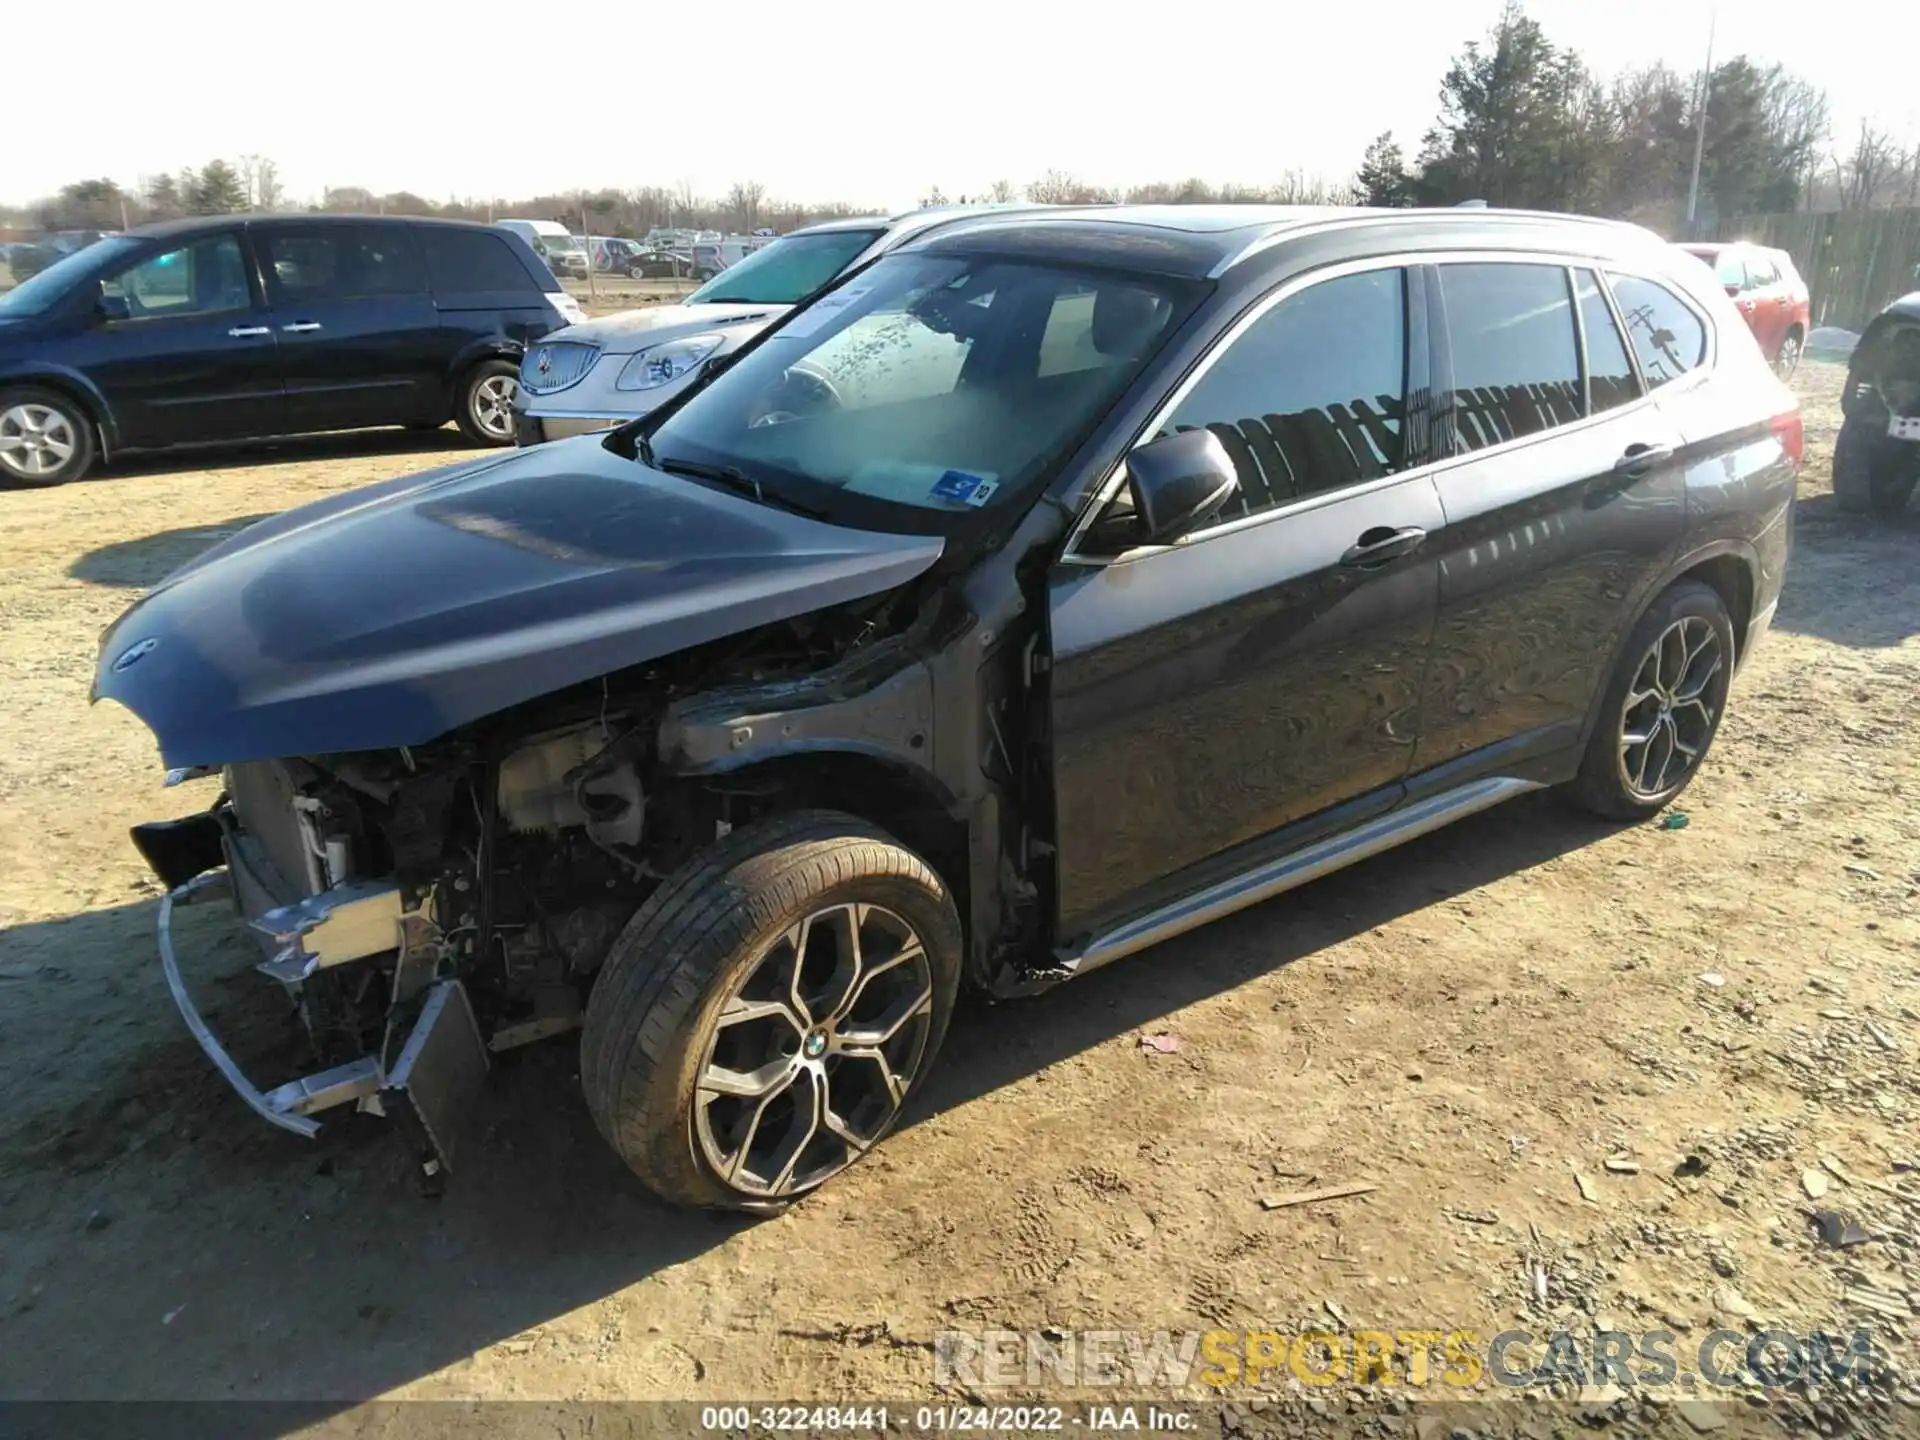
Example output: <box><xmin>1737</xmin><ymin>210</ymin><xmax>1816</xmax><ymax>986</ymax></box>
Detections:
<box><xmin>1743</xmin><ymin>251</ymin><xmax>1787</xmax><ymax>356</ymax></box>
<box><xmin>1411</xmin><ymin>260</ymin><xmax>1687</xmax><ymax>784</ymax></box>
<box><xmin>76</xmin><ymin>229</ymin><xmax>285</xmax><ymax>447</ymax></box>
<box><xmin>1048</xmin><ymin>263</ymin><xmax>1443</xmax><ymax>938</ymax></box>
<box><xmin>258</xmin><ymin>221</ymin><xmax>445</xmax><ymax>431</ymax></box>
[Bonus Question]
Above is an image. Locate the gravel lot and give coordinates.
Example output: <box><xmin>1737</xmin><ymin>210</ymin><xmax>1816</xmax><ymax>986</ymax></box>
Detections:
<box><xmin>0</xmin><ymin>363</ymin><xmax>1914</xmax><ymax>1428</ymax></box>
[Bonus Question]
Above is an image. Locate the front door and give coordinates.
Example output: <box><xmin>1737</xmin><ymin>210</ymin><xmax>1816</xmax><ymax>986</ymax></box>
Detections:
<box><xmin>257</xmin><ymin>222</ymin><xmax>446</xmax><ymax>432</ymax></box>
<box><xmin>1047</xmin><ymin>264</ymin><xmax>1442</xmax><ymax>940</ymax></box>
<box><xmin>75</xmin><ymin>230</ymin><xmax>285</xmax><ymax>448</ymax></box>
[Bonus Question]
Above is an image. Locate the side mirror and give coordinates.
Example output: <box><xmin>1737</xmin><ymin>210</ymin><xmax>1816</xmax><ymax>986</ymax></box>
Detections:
<box><xmin>1723</xmin><ymin>282</ymin><xmax>1743</xmax><ymax>298</ymax></box>
<box><xmin>97</xmin><ymin>293</ymin><xmax>130</xmax><ymax>323</ymax></box>
<box><xmin>1126</xmin><ymin>429</ymin><xmax>1240</xmax><ymax>545</ymax></box>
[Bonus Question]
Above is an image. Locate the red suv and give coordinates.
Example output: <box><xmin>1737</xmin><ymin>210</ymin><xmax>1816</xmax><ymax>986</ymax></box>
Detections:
<box><xmin>1681</xmin><ymin>242</ymin><xmax>1810</xmax><ymax>377</ymax></box>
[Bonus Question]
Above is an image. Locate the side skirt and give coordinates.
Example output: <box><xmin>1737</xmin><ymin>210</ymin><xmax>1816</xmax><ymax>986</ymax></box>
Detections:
<box><xmin>1055</xmin><ymin>775</ymin><xmax>1543</xmax><ymax>980</ymax></box>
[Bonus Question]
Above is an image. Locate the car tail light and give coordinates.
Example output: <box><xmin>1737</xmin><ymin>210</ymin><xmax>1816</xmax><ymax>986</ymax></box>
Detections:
<box><xmin>1771</xmin><ymin>408</ymin><xmax>1804</xmax><ymax>467</ymax></box>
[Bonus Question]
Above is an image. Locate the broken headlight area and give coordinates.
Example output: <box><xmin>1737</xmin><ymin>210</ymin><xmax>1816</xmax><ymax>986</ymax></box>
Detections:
<box><xmin>138</xmin><ymin>597</ymin><xmax>924</xmax><ymax>1185</ymax></box>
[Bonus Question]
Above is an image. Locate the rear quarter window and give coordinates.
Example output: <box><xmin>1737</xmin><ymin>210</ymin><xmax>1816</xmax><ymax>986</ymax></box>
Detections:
<box><xmin>1607</xmin><ymin>274</ymin><xmax>1709</xmax><ymax>388</ymax></box>
<box><xmin>419</xmin><ymin>227</ymin><xmax>541</xmax><ymax>294</ymax></box>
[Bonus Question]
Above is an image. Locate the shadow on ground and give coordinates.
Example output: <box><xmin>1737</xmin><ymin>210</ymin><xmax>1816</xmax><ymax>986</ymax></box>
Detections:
<box><xmin>69</xmin><ymin>515</ymin><xmax>280</xmax><ymax>588</ymax></box>
<box><xmin>0</xmin><ymin>792</ymin><xmax>1614</xmax><ymax>1405</ymax></box>
<box><xmin>87</xmin><ymin>426</ymin><xmax>475</xmax><ymax>484</ymax></box>
<box><xmin>1771</xmin><ymin>493</ymin><xmax>1920</xmax><ymax>649</ymax></box>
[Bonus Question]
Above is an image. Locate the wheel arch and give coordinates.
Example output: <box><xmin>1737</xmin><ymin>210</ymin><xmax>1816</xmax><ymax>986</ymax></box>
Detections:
<box><xmin>0</xmin><ymin>367</ymin><xmax>119</xmax><ymax>455</ymax></box>
<box><xmin>668</xmin><ymin>748</ymin><xmax>975</xmax><ymax>976</ymax></box>
<box><xmin>1574</xmin><ymin>541</ymin><xmax>1756</xmax><ymax>755</ymax></box>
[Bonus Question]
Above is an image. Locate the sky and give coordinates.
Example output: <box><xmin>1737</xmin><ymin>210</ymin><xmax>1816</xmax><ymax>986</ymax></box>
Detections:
<box><xmin>11</xmin><ymin>0</ymin><xmax>1915</xmax><ymax>213</ymax></box>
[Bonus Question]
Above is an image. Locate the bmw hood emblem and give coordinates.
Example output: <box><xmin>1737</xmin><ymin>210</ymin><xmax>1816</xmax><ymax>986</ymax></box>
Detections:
<box><xmin>111</xmin><ymin>637</ymin><xmax>160</xmax><ymax>672</ymax></box>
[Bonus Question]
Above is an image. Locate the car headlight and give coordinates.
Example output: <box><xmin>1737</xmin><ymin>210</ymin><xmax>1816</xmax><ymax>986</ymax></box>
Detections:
<box><xmin>616</xmin><ymin>334</ymin><xmax>726</xmax><ymax>391</ymax></box>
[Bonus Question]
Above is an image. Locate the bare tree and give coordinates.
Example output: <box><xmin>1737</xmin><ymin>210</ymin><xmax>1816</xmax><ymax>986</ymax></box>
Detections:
<box><xmin>1840</xmin><ymin>121</ymin><xmax>1903</xmax><ymax>210</ymax></box>
<box><xmin>725</xmin><ymin>179</ymin><xmax>765</xmax><ymax>231</ymax></box>
<box><xmin>987</xmin><ymin>178</ymin><xmax>1017</xmax><ymax>203</ymax></box>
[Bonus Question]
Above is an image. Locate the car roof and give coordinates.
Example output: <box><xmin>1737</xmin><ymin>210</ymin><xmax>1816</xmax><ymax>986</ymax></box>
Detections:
<box><xmin>122</xmin><ymin>213</ymin><xmax>505</xmax><ymax>242</ymax></box>
<box><xmin>897</xmin><ymin>204</ymin><xmax>1667</xmax><ymax>280</ymax></box>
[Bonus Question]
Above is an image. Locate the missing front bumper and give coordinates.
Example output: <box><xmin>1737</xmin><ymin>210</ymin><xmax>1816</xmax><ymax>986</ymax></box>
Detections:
<box><xmin>155</xmin><ymin>868</ymin><xmax>489</xmax><ymax>1171</ymax></box>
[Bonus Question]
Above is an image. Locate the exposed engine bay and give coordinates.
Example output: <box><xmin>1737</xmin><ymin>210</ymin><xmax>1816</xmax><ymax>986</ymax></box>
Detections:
<box><xmin>138</xmin><ymin>580</ymin><xmax>1043</xmax><ymax>1185</ymax></box>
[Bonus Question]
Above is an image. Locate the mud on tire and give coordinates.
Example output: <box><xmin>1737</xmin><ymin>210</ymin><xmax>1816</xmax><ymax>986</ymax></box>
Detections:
<box><xmin>580</xmin><ymin>810</ymin><xmax>963</xmax><ymax>1212</ymax></box>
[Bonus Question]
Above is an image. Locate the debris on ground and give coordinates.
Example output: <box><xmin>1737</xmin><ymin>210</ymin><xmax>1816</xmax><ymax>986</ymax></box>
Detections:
<box><xmin>1258</xmin><ymin>1182</ymin><xmax>1377</xmax><ymax>1211</ymax></box>
<box><xmin>1137</xmin><ymin>1032</ymin><xmax>1182</xmax><ymax>1055</ymax></box>
<box><xmin>1660</xmin><ymin>812</ymin><xmax>1691</xmax><ymax>831</ymax></box>
<box><xmin>1812</xmin><ymin>1209</ymin><xmax>1872</xmax><ymax>1249</ymax></box>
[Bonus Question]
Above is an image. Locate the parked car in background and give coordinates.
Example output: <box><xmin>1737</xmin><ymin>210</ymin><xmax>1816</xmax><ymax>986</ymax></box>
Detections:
<box><xmin>95</xmin><ymin>204</ymin><xmax>1797</xmax><ymax>1210</ymax></box>
<box><xmin>1679</xmin><ymin>241</ymin><xmax>1809</xmax><ymax>377</ymax></box>
<box><xmin>514</xmin><ymin>205</ymin><xmax>1044</xmax><ymax>444</ymax></box>
<box><xmin>0</xmin><ymin>214</ymin><xmax>584</xmax><ymax>487</ymax></box>
<box><xmin>496</xmin><ymin>219</ymin><xmax>591</xmax><ymax>280</ymax></box>
<box><xmin>1832</xmin><ymin>290</ymin><xmax>1920</xmax><ymax>517</ymax></box>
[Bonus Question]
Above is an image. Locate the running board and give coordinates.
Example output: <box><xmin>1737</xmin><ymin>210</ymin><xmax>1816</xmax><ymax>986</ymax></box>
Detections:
<box><xmin>1061</xmin><ymin>776</ymin><xmax>1543</xmax><ymax>978</ymax></box>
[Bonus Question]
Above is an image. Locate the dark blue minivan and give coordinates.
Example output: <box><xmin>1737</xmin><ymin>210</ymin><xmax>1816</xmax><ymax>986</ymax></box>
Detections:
<box><xmin>0</xmin><ymin>214</ymin><xmax>585</xmax><ymax>487</ymax></box>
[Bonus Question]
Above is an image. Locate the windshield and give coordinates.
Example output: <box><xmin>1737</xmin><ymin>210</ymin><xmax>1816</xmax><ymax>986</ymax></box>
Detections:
<box><xmin>687</xmin><ymin>229</ymin><xmax>884</xmax><ymax>305</ymax></box>
<box><xmin>643</xmin><ymin>254</ymin><xmax>1198</xmax><ymax>532</ymax></box>
<box><xmin>0</xmin><ymin>236</ymin><xmax>139</xmax><ymax>317</ymax></box>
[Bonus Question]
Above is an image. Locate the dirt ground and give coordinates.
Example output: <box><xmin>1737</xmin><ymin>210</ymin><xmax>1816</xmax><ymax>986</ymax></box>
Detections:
<box><xmin>0</xmin><ymin>364</ymin><xmax>1915</xmax><ymax>1425</ymax></box>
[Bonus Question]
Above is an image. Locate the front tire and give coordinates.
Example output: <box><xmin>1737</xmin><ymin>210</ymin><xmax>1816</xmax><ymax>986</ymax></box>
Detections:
<box><xmin>454</xmin><ymin>359</ymin><xmax>520</xmax><ymax>446</ymax></box>
<box><xmin>581</xmin><ymin>811</ymin><xmax>962</xmax><ymax>1212</ymax></box>
<box><xmin>0</xmin><ymin>386</ymin><xmax>95</xmax><ymax>488</ymax></box>
<box><xmin>1565</xmin><ymin>581</ymin><xmax>1735</xmax><ymax>821</ymax></box>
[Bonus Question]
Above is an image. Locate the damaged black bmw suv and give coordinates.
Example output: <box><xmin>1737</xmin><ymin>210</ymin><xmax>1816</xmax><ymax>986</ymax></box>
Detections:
<box><xmin>93</xmin><ymin>206</ymin><xmax>1800</xmax><ymax>1211</ymax></box>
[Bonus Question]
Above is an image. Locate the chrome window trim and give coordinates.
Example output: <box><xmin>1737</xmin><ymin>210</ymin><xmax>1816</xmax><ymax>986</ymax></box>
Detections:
<box><xmin>1060</xmin><ymin>247</ymin><xmax>1717</xmax><ymax>569</ymax></box>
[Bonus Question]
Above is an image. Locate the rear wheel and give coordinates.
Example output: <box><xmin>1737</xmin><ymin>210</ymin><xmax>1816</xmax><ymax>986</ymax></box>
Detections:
<box><xmin>454</xmin><ymin>360</ymin><xmax>520</xmax><ymax>446</ymax></box>
<box><xmin>580</xmin><ymin>811</ymin><xmax>962</xmax><ymax>1212</ymax></box>
<box><xmin>1774</xmin><ymin>329</ymin><xmax>1803</xmax><ymax>379</ymax></box>
<box><xmin>0</xmin><ymin>386</ymin><xmax>95</xmax><ymax>488</ymax></box>
<box><xmin>1565</xmin><ymin>581</ymin><xmax>1734</xmax><ymax>821</ymax></box>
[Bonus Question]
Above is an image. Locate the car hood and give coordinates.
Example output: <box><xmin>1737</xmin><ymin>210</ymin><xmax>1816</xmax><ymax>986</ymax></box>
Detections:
<box><xmin>548</xmin><ymin>300</ymin><xmax>790</xmax><ymax>353</ymax></box>
<box><xmin>92</xmin><ymin>439</ymin><xmax>943</xmax><ymax>768</ymax></box>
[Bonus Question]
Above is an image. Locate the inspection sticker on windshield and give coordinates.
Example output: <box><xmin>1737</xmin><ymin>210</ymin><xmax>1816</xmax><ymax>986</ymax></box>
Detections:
<box><xmin>931</xmin><ymin>470</ymin><xmax>998</xmax><ymax>507</ymax></box>
<box><xmin>777</xmin><ymin>285</ymin><xmax>871</xmax><ymax>339</ymax></box>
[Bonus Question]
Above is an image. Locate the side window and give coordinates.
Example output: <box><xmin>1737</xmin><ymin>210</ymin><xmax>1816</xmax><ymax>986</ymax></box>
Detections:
<box><xmin>1574</xmin><ymin>269</ymin><xmax>1640</xmax><ymax>415</ymax></box>
<box><xmin>1155</xmin><ymin>267</ymin><xmax>1407</xmax><ymax>521</ymax></box>
<box><xmin>420</xmin><ymin>228</ymin><xmax>538</xmax><ymax>292</ymax></box>
<box><xmin>1440</xmin><ymin>263</ymin><xmax>1582</xmax><ymax>451</ymax></box>
<box><xmin>1747</xmin><ymin>255</ymin><xmax>1780</xmax><ymax>288</ymax></box>
<box><xmin>101</xmin><ymin>235</ymin><xmax>251</xmax><ymax>318</ymax></box>
<box><xmin>1607</xmin><ymin>274</ymin><xmax>1709</xmax><ymax>389</ymax></box>
<box><xmin>1713</xmin><ymin>250</ymin><xmax>1747</xmax><ymax>291</ymax></box>
<box><xmin>262</xmin><ymin>227</ymin><xmax>424</xmax><ymax>303</ymax></box>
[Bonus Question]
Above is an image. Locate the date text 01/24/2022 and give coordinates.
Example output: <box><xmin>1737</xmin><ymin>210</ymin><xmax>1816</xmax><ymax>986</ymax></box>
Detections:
<box><xmin>697</xmin><ymin>1405</ymin><xmax>1198</xmax><ymax>1431</ymax></box>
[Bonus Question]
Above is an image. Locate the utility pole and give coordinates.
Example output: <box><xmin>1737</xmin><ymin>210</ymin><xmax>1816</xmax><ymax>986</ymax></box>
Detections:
<box><xmin>1685</xmin><ymin>2</ymin><xmax>1718</xmax><ymax>228</ymax></box>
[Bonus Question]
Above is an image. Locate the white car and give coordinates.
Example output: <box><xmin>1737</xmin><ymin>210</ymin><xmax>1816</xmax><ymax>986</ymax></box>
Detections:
<box><xmin>512</xmin><ymin>206</ymin><xmax>1045</xmax><ymax>444</ymax></box>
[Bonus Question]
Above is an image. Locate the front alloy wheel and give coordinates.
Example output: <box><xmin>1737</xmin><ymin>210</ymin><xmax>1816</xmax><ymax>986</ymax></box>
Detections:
<box><xmin>0</xmin><ymin>387</ymin><xmax>95</xmax><ymax>487</ymax></box>
<box><xmin>581</xmin><ymin>810</ymin><xmax>962</xmax><ymax>1212</ymax></box>
<box><xmin>1617</xmin><ymin>615</ymin><xmax>1723</xmax><ymax>801</ymax></box>
<box><xmin>694</xmin><ymin>902</ymin><xmax>934</xmax><ymax>1199</ymax></box>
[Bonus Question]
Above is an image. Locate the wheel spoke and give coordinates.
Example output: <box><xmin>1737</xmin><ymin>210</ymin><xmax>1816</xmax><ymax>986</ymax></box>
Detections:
<box><xmin>720</xmin><ymin>1063</ymin><xmax>803</xmax><ymax>1184</ymax></box>
<box><xmin>716</xmin><ymin>992</ymin><xmax>807</xmax><ymax>1040</ymax></box>
<box><xmin>766</xmin><ymin>1069</ymin><xmax>827</xmax><ymax>1193</ymax></box>
<box><xmin>834</xmin><ymin>981</ymin><xmax>932</xmax><ymax>1049</ymax></box>
<box><xmin>699</xmin><ymin>1055</ymin><xmax>796</xmax><ymax>1100</ymax></box>
<box><xmin>1673</xmin><ymin>649</ymin><xmax>1723</xmax><ymax>704</ymax></box>
<box><xmin>1645</xmin><ymin>717</ymin><xmax>1678</xmax><ymax>792</ymax></box>
<box><xmin>833</xmin><ymin>1042</ymin><xmax>909</xmax><ymax>1108</ymax></box>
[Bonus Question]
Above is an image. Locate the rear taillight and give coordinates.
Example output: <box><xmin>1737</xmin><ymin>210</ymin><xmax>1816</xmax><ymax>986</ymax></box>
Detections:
<box><xmin>1771</xmin><ymin>408</ymin><xmax>1804</xmax><ymax>467</ymax></box>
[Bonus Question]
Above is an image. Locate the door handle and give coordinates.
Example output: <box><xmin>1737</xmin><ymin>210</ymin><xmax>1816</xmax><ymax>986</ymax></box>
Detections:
<box><xmin>228</xmin><ymin>325</ymin><xmax>271</xmax><ymax>338</ymax></box>
<box><xmin>281</xmin><ymin>321</ymin><xmax>324</xmax><ymax>333</ymax></box>
<box><xmin>1613</xmin><ymin>442</ymin><xmax>1675</xmax><ymax>477</ymax></box>
<box><xmin>1340</xmin><ymin>525</ymin><xmax>1427</xmax><ymax>568</ymax></box>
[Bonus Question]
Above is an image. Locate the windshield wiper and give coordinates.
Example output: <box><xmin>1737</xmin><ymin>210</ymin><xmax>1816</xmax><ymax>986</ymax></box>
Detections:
<box><xmin>652</xmin><ymin>456</ymin><xmax>827</xmax><ymax>520</ymax></box>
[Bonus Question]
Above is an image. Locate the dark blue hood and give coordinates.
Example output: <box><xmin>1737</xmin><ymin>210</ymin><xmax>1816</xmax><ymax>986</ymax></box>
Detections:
<box><xmin>92</xmin><ymin>437</ymin><xmax>943</xmax><ymax>767</ymax></box>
